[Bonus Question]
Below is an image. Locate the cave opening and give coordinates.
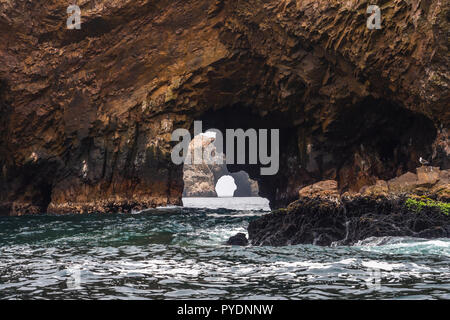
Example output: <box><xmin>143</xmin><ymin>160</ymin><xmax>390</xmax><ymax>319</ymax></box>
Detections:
<box><xmin>176</xmin><ymin>96</ymin><xmax>440</xmax><ymax>210</ymax></box>
<box><xmin>178</xmin><ymin>105</ymin><xmax>297</xmax><ymax>210</ymax></box>
<box><xmin>319</xmin><ymin>97</ymin><xmax>439</xmax><ymax>192</ymax></box>
<box><xmin>215</xmin><ymin>175</ymin><xmax>236</xmax><ymax>197</ymax></box>
<box><xmin>181</xmin><ymin>129</ymin><xmax>271</xmax><ymax>211</ymax></box>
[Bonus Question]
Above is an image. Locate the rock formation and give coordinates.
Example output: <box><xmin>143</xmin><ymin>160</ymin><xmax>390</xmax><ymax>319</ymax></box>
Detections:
<box><xmin>182</xmin><ymin>134</ymin><xmax>259</xmax><ymax>197</ymax></box>
<box><xmin>226</xmin><ymin>233</ymin><xmax>249</xmax><ymax>246</ymax></box>
<box><xmin>298</xmin><ymin>180</ymin><xmax>339</xmax><ymax>198</ymax></box>
<box><xmin>182</xmin><ymin>135</ymin><xmax>219</xmax><ymax>197</ymax></box>
<box><xmin>248</xmin><ymin>196</ymin><xmax>450</xmax><ymax>246</ymax></box>
<box><xmin>364</xmin><ymin>167</ymin><xmax>449</xmax><ymax>201</ymax></box>
<box><xmin>0</xmin><ymin>0</ymin><xmax>448</xmax><ymax>215</ymax></box>
<box><xmin>296</xmin><ymin>167</ymin><xmax>450</xmax><ymax>201</ymax></box>
<box><xmin>248</xmin><ymin>166</ymin><xmax>450</xmax><ymax>246</ymax></box>
<box><xmin>227</xmin><ymin>171</ymin><xmax>259</xmax><ymax>197</ymax></box>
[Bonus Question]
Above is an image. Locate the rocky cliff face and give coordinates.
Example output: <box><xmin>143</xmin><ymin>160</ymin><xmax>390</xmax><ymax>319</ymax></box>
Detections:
<box><xmin>182</xmin><ymin>135</ymin><xmax>219</xmax><ymax>197</ymax></box>
<box><xmin>0</xmin><ymin>0</ymin><xmax>448</xmax><ymax>215</ymax></box>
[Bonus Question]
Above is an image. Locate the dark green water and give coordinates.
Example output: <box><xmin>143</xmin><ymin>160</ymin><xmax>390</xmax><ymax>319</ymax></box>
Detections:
<box><xmin>0</xmin><ymin>205</ymin><xmax>449</xmax><ymax>299</ymax></box>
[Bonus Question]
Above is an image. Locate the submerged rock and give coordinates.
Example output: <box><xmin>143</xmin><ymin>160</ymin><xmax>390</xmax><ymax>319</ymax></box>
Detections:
<box><xmin>248</xmin><ymin>196</ymin><xmax>450</xmax><ymax>247</ymax></box>
<box><xmin>226</xmin><ymin>233</ymin><xmax>249</xmax><ymax>246</ymax></box>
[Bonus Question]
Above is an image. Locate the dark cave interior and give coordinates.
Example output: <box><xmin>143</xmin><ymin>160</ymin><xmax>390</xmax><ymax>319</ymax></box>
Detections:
<box><xmin>187</xmin><ymin>98</ymin><xmax>439</xmax><ymax>208</ymax></box>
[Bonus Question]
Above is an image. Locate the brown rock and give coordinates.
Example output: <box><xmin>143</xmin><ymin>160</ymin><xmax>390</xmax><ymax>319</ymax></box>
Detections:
<box><xmin>182</xmin><ymin>134</ymin><xmax>260</xmax><ymax>197</ymax></box>
<box><xmin>183</xmin><ymin>165</ymin><xmax>217</xmax><ymax>197</ymax></box>
<box><xmin>249</xmin><ymin>180</ymin><xmax>260</xmax><ymax>197</ymax></box>
<box><xmin>183</xmin><ymin>135</ymin><xmax>219</xmax><ymax>197</ymax></box>
<box><xmin>432</xmin><ymin>128</ymin><xmax>450</xmax><ymax>169</ymax></box>
<box><xmin>431</xmin><ymin>183</ymin><xmax>450</xmax><ymax>201</ymax></box>
<box><xmin>431</xmin><ymin>169</ymin><xmax>450</xmax><ymax>201</ymax></box>
<box><xmin>0</xmin><ymin>1</ymin><xmax>448</xmax><ymax>214</ymax></box>
<box><xmin>438</xmin><ymin>169</ymin><xmax>450</xmax><ymax>184</ymax></box>
<box><xmin>341</xmin><ymin>191</ymin><xmax>361</xmax><ymax>199</ymax></box>
<box><xmin>360</xmin><ymin>180</ymin><xmax>389</xmax><ymax>197</ymax></box>
<box><xmin>299</xmin><ymin>180</ymin><xmax>339</xmax><ymax>198</ymax></box>
<box><xmin>417</xmin><ymin>166</ymin><xmax>440</xmax><ymax>185</ymax></box>
<box><xmin>387</xmin><ymin>172</ymin><xmax>419</xmax><ymax>194</ymax></box>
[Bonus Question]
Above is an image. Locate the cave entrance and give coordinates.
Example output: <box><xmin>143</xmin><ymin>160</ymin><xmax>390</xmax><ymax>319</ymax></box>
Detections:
<box><xmin>181</xmin><ymin>131</ymin><xmax>270</xmax><ymax>211</ymax></box>
<box><xmin>184</xmin><ymin>105</ymin><xmax>301</xmax><ymax>210</ymax></box>
<box><xmin>176</xmin><ymin>97</ymin><xmax>439</xmax><ymax>211</ymax></box>
<box><xmin>215</xmin><ymin>175</ymin><xmax>237</xmax><ymax>197</ymax></box>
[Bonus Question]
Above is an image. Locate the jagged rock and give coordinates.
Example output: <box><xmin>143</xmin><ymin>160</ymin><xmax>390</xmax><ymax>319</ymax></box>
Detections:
<box><xmin>417</xmin><ymin>166</ymin><xmax>440</xmax><ymax>185</ymax></box>
<box><xmin>432</xmin><ymin>128</ymin><xmax>450</xmax><ymax>169</ymax></box>
<box><xmin>432</xmin><ymin>170</ymin><xmax>450</xmax><ymax>201</ymax></box>
<box><xmin>360</xmin><ymin>180</ymin><xmax>389</xmax><ymax>197</ymax></box>
<box><xmin>298</xmin><ymin>180</ymin><xmax>339</xmax><ymax>198</ymax></box>
<box><xmin>226</xmin><ymin>233</ymin><xmax>248</xmax><ymax>246</ymax></box>
<box><xmin>0</xmin><ymin>1</ymin><xmax>448</xmax><ymax>214</ymax></box>
<box><xmin>301</xmin><ymin>167</ymin><xmax>450</xmax><ymax>201</ymax></box>
<box><xmin>248</xmin><ymin>196</ymin><xmax>450</xmax><ymax>247</ymax></box>
<box><xmin>230</xmin><ymin>171</ymin><xmax>259</xmax><ymax>197</ymax></box>
<box><xmin>183</xmin><ymin>176</ymin><xmax>217</xmax><ymax>197</ymax></box>
<box><xmin>249</xmin><ymin>179</ymin><xmax>259</xmax><ymax>197</ymax></box>
<box><xmin>439</xmin><ymin>170</ymin><xmax>450</xmax><ymax>183</ymax></box>
<box><xmin>384</xmin><ymin>167</ymin><xmax>449</xmax><ymax>199</ymax></box>
<box><xmin>183</xmin><ymin>134</ymin><xmax>259</xmax><ymax>197</ymax></box>
<box><xmin>387</xmin><ymin>172</ymin><xmax>420</xmax><ymax>194</ymax></box>
<box><xmin>183</xmin><ymin>135</ymin><xmax>219</xmax><ymax>197</ymax></box>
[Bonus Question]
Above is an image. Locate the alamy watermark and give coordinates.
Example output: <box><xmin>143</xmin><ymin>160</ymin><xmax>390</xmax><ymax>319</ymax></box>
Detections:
<box><xmin>365</xmin><ymin>268</ymin><xmax>382</xmax><ymax>290</ymax></box>
<box><xmin>67</xmin><ymin>5</ymin><xmax>81</xmax><ymax>30</ymax></box>
<box><xmin>171</xmin><ymin>121</ymin><xmax>279</xmax><ymax>176</ymax></box>
<box><xmin>64</xmin><ymin>1</ymin><xmax>381</xmax><ymax>174</ymax></box>
<box><xmin>66</xmin><ymin>266</ymin><xmax>82</xmax><ymax>290</ymax></box>
<box><xmin>65</xmin><ymin>4</ymin><xmax>381</xmax><ymax>31</ymax></box>
<box><xmin>367</xmin><ymin>5</ymin><xmax>382</xmax><ymax>30</ymax></box>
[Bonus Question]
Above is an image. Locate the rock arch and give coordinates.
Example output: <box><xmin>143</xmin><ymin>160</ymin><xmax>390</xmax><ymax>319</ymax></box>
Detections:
<box><xmin>0</xmin><ymin>0</ymin><xmax>448</xmax><ymax>214</ymax></box>
<box><xmin>182</xmin><ymin>134</ymin><xmax>259</xmax><ymax>198</ymax></box>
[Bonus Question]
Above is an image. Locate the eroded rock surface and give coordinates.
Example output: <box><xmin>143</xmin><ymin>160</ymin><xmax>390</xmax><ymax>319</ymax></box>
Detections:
<box><xmin>0</xmin><ymin>0</ymin><xmax>448</xmax><ymax>214</ymax></box>
<box><xmin>249</xmin><ymin>167</ymin><xmax>450</xmax><ymax>246</ymax></box>
<box><xmin>226</xmin><ymin>233</ymin><xmax>249</xmax><ymax>246</ymax></box>
<box><xmin>182</xmin><ymin>135</ymin><xmax>219</xmax><ymax>197</ymax></box>
<box><xmin>182</xmin><ymin>134</ymin><xmax>259</xmax><ymax>197</ymax></box>
<box><xmin>248</xmin><ymin>197</ymin><xmax>450</xmax><ymax>246</ymax></box>
<box><xmin>381</xmin><ymin>167</ymin><xmax>449</xmax><ymax>201</ymax></box>
<box><xmin>297</xmin><ymin>167</ymin><xmax>450</xmax><ymax>201</ymax></box>
<box><xmin>298</xmin><ymin>180</ymin><xmax>339</xmax><ymax>198</ymax></box>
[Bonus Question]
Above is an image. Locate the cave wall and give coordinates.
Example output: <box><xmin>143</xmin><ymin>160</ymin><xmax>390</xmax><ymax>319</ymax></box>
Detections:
<box><xmin>228</xmin><ymin>171</ymin><xmax>259</xmax><ymax>197</ymax></box>
<box><xmin>0</xmin><ymin>0</ymin><xmax>448</xmax><ymax>214</ymax></box>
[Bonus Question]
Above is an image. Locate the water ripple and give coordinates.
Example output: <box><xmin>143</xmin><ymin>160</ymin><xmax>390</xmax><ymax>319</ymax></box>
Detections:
<box><xmin>0</xmin><ymin>206</ymin><xmax>449</xmax><ymax>299</ymax></box>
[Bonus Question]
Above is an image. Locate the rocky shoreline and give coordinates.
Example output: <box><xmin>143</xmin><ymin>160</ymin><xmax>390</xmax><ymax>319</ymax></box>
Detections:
<box><xmin>247</xmin><ymin>195</ymin><xmax>449</xmax><ymax>246</ymax></box>
<box><xmin>244</xmin><ymin>166</ymin><xmax>450</xmax><ymax>247</ymax></box>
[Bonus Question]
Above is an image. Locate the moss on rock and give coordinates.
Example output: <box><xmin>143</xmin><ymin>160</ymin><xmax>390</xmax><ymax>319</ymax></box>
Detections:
<box><xmin>405</xmin><ymin>197</ymin><xmax>449</xmax><ymax>216</ymax></box>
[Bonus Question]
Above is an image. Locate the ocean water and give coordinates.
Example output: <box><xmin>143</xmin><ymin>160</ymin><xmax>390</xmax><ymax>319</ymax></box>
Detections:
<box><xmin>182</xmin><ymin>197</ymin><xmax>271</xmax><ymax>211</ymax></box>
<box><xmin>0</xmin><ymin>197</ymin><xmax>449</xmax><ymax>300</ymax></box>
